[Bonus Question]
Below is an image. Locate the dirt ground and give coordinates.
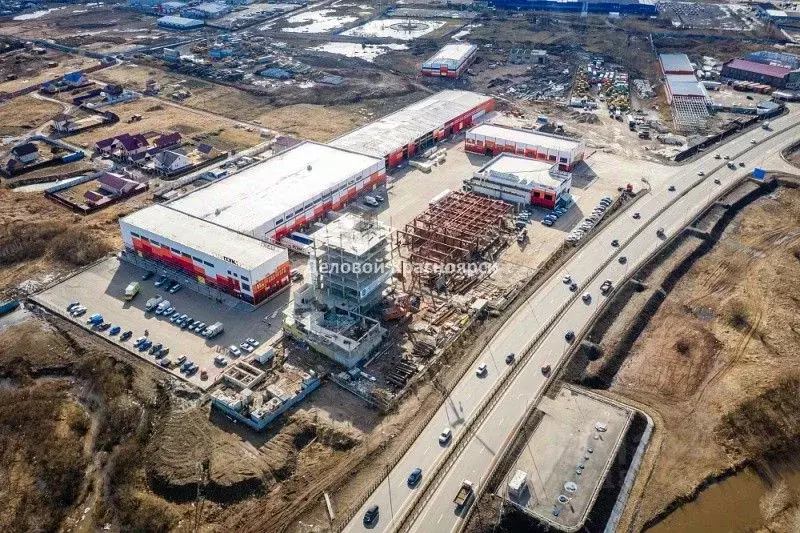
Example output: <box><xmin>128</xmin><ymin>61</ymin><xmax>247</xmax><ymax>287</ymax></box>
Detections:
<box><xmin>0</xmin><ymin>94</ymin><xmax>64</xmax><ymax>137</ymax></box>
<box><xmin>93</xmin><ymin>62</ymin><xmax>414</xmax><ymax>141</ymax></box>
<box><xmin>67</xmin><ymin>97</ymin><xmax>266</xmax><ymax>152</ymax></box>
<box><xmin>0</xmin><ymin>49</ymin><xmax>99</xmax><ymax>94</ymax></box>
<box><xmin>0</xmin><ymin>185</ymin><xmax>149</xmax><ymax>296</ymax></box>
<box><xmin>587</xmin><ymin>182</ymin><xmax>800</xmax><ymax>531</ymax></box>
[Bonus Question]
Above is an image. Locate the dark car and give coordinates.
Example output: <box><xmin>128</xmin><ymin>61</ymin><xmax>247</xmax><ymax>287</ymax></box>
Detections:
<box><xmin>565</xmin><ymin>330</ymin><xmax>575</xmax><ymax>342</ymax></box>
<box><xmin>619</xmin><ymin>255</ymin><xmax>627</xmax><ymax>264</ymax></box>
<box><xmin>120</xmin><ymin>330</ymin><xmax>133</xmax><ymax>341</ymax></box>
<box><xmin>505</xmin><ymin>353</ymin><xmax>515</xmax><ymax>365</ymax></box>
<box><xmin>142</xmin><ymin>271</ymin><xmax>154</xmax><ymax>281</ymax></box>
<box><xmin>363</xmin><ymin>505</ymin><xmax>379</xmax><ymax>526</ymax></box>
<box><xmin>149</xmin><ymin>343</ymin><xmax>162</xmax><ymax>355</ymax></box>
<box><xmin>407</xmin><ymin>468</ymin><xmax>422</xmax><ymax>488</ymax></box>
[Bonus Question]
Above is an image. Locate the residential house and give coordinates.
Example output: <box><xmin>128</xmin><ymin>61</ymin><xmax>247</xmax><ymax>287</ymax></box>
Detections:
<box><xmin>52</xmin><ymin>113</ymin><xmax>75</xmax><ymax>133</ymax></box>
<box><xmin>154</xmin><ymin>131</ymin><xmax>182</xmax><ymax>149</ymax></box>
<box><xmin>97</xmin><ymin>172</ymin><xmax>140</xmax><ymax>196</ymax></box>
<box><xmin>95</xmin><ymin>133</ymin><xmax>149</xmax><ymax>158</ymax></box>
<box><xmin>11</xmin><ymin>143</ymin><xmax>39</xmax><ymax>164</ymax></box>
<box><xmin>154</xmin><ymin>150</ymin><xmax>192</xmax><ymax>174</ymax></box>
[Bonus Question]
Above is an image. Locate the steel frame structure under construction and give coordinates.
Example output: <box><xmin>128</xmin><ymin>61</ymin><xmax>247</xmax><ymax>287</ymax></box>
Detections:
<box><xmin>397</xmin><ymin>191</ymin><xmax>511</xmax><ymax>270</ymax></box>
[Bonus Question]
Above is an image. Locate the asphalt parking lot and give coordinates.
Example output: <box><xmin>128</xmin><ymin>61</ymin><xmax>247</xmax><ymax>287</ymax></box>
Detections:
<box><xmin>32</xmin><ymin>256</ymin><xmax>301</xmax><ymax>390</ymax></box>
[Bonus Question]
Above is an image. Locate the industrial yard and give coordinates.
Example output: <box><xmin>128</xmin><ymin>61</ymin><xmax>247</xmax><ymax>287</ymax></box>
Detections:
<box><xmin>2</xmin><ymin>0</ymin><xmax>800</xmax><ymax>531</ymax></box>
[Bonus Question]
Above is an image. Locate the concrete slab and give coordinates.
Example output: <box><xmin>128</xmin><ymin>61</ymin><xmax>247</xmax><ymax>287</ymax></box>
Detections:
<box><xmin>503</xmin><ymin>385</ymin><xmax>633</xmax><ymax>531</ymax></box>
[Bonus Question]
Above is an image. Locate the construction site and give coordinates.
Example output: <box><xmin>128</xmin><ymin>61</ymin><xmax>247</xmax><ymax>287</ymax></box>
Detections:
<box><xmin>3</xmin><ymin>0</ymin><xmax>800</xmax><ymax>531</ymax></box>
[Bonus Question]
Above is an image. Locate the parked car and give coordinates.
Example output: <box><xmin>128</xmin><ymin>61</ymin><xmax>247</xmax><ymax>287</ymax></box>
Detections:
<box><xmin>542</xmin><ymin>219</ymin><xmax>554</xmax><ymax>227</ymax></box>
<box><xmin>245</xmin><ymin>338</ymin><xmax>260</xmax><ymax>348</ymax></box>
<box><xmin>632</xmin><ymin>212</ymin><xmax>641</xmax><ymax>219</ymax></box>
<box><xmin>407</xmin><ymin>468</ymin><xmax>423</xmax><ymax>488</ymax></box>
<box><xmin>158</xmin><ymin>347</ymin><xmax>170</xmax><ymax>358</ymax></box>
<box><xmin>97</xmin><ymin>322</ymin><xmax>111</xmax><ymax>331</ymax></box>
<box><xmin>668</xmin><ymin>185</ymin><xmax>676</xmax><ymax>191</ymax></box>
<box><xmin>290</xmin><ymin>270</ymin><xmax>304</xmax><ymax>282</ymax></box>
<box><xmin>214</xmin><ymin>355</ymin><xmax>228</xmax><ymax>366</ymax></box>
<box><xmin>134</xmin><ymin>336</ymin><xmax>147</xmax><ymax>346</ymax></box>
<box><xmin>169</xmin><ymin>282</ymin><xmax>182</xmax><ymax>294</ymax></box>
<box><xmin>505</xmin><ymin>353</ymin><xmax>516</xmax><ymax>365</ymax></box>
<box><xmin>363</xmin><ymin>505</ymin><xmax>379</xmax><ymax>526</ymax></box>
<box><xmin>475</xmin><ymin>362</ymin><xmax>488</xmax><ymax>377</ymax></box>
<box><xmin>562</xmin><ymin>275</ymin><xmax>571</xmax><ymax>284</ymax></box>
<box><xmin>228</xmin><ymin>345</ymin><xmax>242</xmax><ymax>357</ymax></box>
<box><xmin>154</xmin><ymin>275</ymin><xmax>168</xmax><ymax>287</ymax></box>
<box><xmin>582</xmin><ymin>292</ymin><xmax>591</xmax><ymax>303</ymax></box>
<box><xmin>142</xmin><ymin>271</ymin><xmax>154</xmax><ymax>280</ymax></box>
<box><xmin>564</xmin><ymin>330</ymin><xmax>575</xmax><ymax>342</ymax></box>
<box><xmin>120</xmin><ymin>331</ymin><xmax>133</xmax><ymax>341</ymax></box>
<box><xmin>186</xmin><ymin>364</ymin><xmax>199</xmax><ymax>376</ymax></box>
<box><xmin>67</xmin><ymin>302</ymin><xmax>80</xmax><ymax>312</ymax></box>
<box><xmin>159</xmin><ymin>358</ymin><xmax>171</xmax><ymax>368</ymax></box>
<box><xmin>176</xmin><ymin>355</ymin><xmax>187</xmax><ymax>366</ymax></box>
<box><xmin>194</xmin><ymin>322</ymin><xmax>206</xmax><ymax>334</ymax></box>
<box><xmin>569</xmin><ymin>282</ymin><xmax>578</xmax><ymax>292</ymax></box>
<box><xmin>72</xmin><ymin>307</ymin><xmax>87</xmax><ymax>317</ymax></box>
<box><xmin>180</xmin><ymin>360</ymin><xmax>194</xmax><ymax>372</ymax></box>
<box><xmin>541</xmin><ymin>364</ymin><xmax>552</xmax><ymax>375</ymax></box>
<box><xmin>373</xmin><ymin>195</ymin><xmax>385</xmax><ymax>204</ymax></box>
<box><xmin>240</xmin><ymin>342</ymin><xmax>254</xmax><ymax>353</ymax></box>
<box><xmin>619</xmin><ymin>255</ymin><xmax>627</xmax><ymax>264</ymax></box>
<box><xmin>170</xmin><ymin>312</ymin><xmax>181</xmax><ymax>323</ymax></box>
<box><xmin>139</xmin><ymin>339</ymin><xmax>152</xmax><ymax>351</ymax></box>
<box><xmin>149</xmin><ymin>343</ymin><xmax>163</xmax><ymax>355</ymax></box>
<box><xmin>163</xmin><ymin>306</ymin><xmax>175</xmax><ymax>316</ymax></box>
<box><xmin>109</xmin><ymin>325</ymin><xmax>121</xmax><ymax>336</ymax></box>
<box><xmin>439</xmin><ymin>427</ymin><xmax>452</xmax><ymax>445</ymax></box>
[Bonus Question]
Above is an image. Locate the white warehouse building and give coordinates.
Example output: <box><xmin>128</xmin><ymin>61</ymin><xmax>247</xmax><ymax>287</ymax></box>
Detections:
<box><xmin>465</xmin><ymin>124</ymin><xmax>586</xmax><ymax>172</ymax></box>
<box><xmin>466</xmin><ymin>153</ymin><xmax>572</xmax><ymax>209</ymax></box>
<box><xmin>421</xmin><ymin>43</ymin><xmax>478</xmax><ymax>78</ymax></box>
<box><xmin>167</xmin><ymin>141</ymin><xmax>385</xmax><ymax>243</ymax></box>
<box><xmin>120</xmin><ymin>205</ymin><xmax>290</xmax><ymax>305</ymax></box>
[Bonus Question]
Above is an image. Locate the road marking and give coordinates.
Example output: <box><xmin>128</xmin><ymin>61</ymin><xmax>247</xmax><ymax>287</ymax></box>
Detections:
<box><xmin>498</xmin><ymin>417</ymin><xmax>505</xmax><ymax>426</ymax></box>
<box><xmin>437</xmin><ymin>514</ymin><xmax>443</xmax><ymax>524</ymax></box>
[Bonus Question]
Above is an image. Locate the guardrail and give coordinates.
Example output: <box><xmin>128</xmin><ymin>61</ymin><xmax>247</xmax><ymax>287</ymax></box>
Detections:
<box><xmin>333</xmin><ymin>192</ymin><xmax>643</xmax><ymax>531</ymax></box>
<box><xmin>395</xmin><ymin>116</ymin><xmax>800</xmax><ymax>533</ymax></box>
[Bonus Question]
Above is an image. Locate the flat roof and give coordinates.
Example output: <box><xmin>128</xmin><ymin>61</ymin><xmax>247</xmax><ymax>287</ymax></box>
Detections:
<box><xmin>122</xmin><ymin>205</ymin><xmax>284</xmax><ymax>270</ymax></box>
<box><xmin>158</xmin><ymin>15</ymin><xmax>204</xmax><ymax>26</ymax></box>
<box><xmin>314</xmin><ymin>213</ymin><xmax>389</xmax><ymax>257</ymax></box>
<box><xmin>725</xmin><ymin>58</ymin><xmax>792</xmax><ymax>79</ymax></box>
<box><xmin>168</xmin><ymin>142</ymin><xmax>383</xmax><ymax>235</ymax></box>
<box><xmin>329</xmin><ymin>90</ymin><xmax>492</xmax><ymax>159</ymax></box>
<box><xmin>504</xmin><ymin>385</ymin><xmax>633</xmax><ymax>530</ymax></box>
<box><xmin>660</xmin><ymin>53</ymin><xmax>694</xmax><ymax>73</ymax></box>
<box><xmin>423</xmin><ymin>43</ymin><xmax>478</xmax><ymax>69</ymax></box>
<box><xmin>468</xmin><ymin>123</ymin><xmax>582</xmax><ymax>152</ymax></box>
<box><xmin>666</xmin><ymin>74</ymin><xmax>708</xmax><ymax>98</ymax></box>
<box><xmin>478</xmin><ymin>153</ymin><xmax>564</xmax><ymax>189</ymax></box>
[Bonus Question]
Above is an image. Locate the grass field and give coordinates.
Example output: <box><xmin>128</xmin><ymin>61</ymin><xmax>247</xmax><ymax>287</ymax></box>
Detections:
<box><xmin>0</xmin><ymin>95</ymin><xmax>63</xmax><ymax>137</ymax></box>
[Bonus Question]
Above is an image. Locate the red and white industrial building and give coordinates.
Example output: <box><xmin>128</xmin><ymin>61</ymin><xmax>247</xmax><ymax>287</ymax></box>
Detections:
<box><xmin>120</xmin><ymin>205</ymin><xmax>290</xmax><ymax>305</ymax></box>
<box><xmin>330</xmin><ymin>90</ymin><xmax>494</xmax><ymax>168</ymax></box>
<box><xmin>421</xmin><ymin>43</ymin><xmax>478</xmax><ymax>78</ymax></box>
<box><xmin>466</xmin><ymin>153</ymin><xmax>572</xmax><ymax>209</ymax></box>
<box><xmin>167</xmin><ymin>141</ymin><xmax>385</xmax><ymax>242</ymax></box>
<box><xmin>465</xmin><ymin>124</ymin><xmax>586</xmax><ymax>172</ymax></box>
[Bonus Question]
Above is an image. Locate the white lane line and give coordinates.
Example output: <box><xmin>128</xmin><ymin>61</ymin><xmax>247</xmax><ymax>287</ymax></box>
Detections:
<box><xmin>437</xmin><ymin>514</ymin><xmax>444</xmax><ymax>524</ymax></box>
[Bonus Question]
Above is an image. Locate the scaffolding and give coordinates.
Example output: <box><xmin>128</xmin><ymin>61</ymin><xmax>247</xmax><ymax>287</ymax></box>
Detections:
<box><xmin>311</xmin><ymin>214</ymin><xmax>392</xmax><ymax>314</ymax></box>
<box><xmin>397</xmin><ymin>191</ymin><xmax>512</xmax><ymax>292</ymax></box>
<box><xmin>672</xmin><ymin>95</ymin><xmax>710</xmax><ymax>130</ymax></box>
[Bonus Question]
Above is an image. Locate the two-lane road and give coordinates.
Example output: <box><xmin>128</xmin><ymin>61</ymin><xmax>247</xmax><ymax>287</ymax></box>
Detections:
<box><xmin>345</xmin><ymin>108</ymin><xmax>800</xmax><ymax>533</ymax></box>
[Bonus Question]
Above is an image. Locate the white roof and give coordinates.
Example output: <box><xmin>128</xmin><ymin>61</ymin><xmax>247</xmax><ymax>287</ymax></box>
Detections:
<box><xmin>168</xmin><ymin>142</ymin><xmax>383</xmax><ymax>234</ymax></box>
<box><xmin>330</xmin><ymin>90</ymin><xmax>492</xmax><ymax>159</ymax></box>
<box><xmin>660</xmin><ymin>53</ymin><xmax>693</xmax><ymax>73</ymax></box>
<box><xmin>423</xmin><ymin>43</ymin><xmax>477</xmax><ymax>70</ymax></box>
<box><xmin>314</xmin><ymin>213</ymin><xmax>389</xmax><ymax>257</ymax></box>
<box><xmin>766</xmin><ymin>9</ymin><xmax>787</xmax><ymax>17</ymax></box>
<box><xmin>666</xmin><ymin>74</ymin><xmax>708</xmax><ymax>98</ymax></box>
<box><xmin>477</xmin><ymin>154</ymin><xmax>565</xmax><ymax>189</ymax></box>
<box><xmin>122</xmin><ymin>205</ymin><xmax>284</xmax><ymax>270</ymax></box>
<box><xmin>468</xmin><ymin>123</ymin><xmax>582</xmax><ymax>153</ymax></box>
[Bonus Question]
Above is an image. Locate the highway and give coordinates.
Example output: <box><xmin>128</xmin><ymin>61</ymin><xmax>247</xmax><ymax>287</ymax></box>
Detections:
<box><xmin>344</xmin><ymin>108</ymin><xmax>800</xmax><ymax>533</ymax></box>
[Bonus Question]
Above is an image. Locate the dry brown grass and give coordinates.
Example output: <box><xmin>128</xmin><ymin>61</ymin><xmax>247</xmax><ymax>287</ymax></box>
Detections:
<box><xmin>610</xmin><ymin>185</ymin><xmax>800</xmax><ymax>531</ymax></box>
<box><xmin>0</xmin><ymin>95</ymin><xmax>63</xmax><ymax>136</ymax></box>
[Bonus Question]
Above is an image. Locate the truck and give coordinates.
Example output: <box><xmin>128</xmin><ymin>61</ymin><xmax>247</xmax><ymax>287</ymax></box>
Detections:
<box><xmin>145</xmin><ymin>295</ymin><xmax>163</xmax><ymax>312</ymax></box>
<box><xmin>454</xmin><ymin>480</ymin><xmax>474</xmax><ymax>508</ymax></box>
<box><xmin>204</xmin><ymin>321</ymin><xmax>224</xmax><ymax>338</ymax></box>
<box><xmin>124</xmin><ymin>281</ymin><xmax>140</xmax><ymax>301</ymax></box>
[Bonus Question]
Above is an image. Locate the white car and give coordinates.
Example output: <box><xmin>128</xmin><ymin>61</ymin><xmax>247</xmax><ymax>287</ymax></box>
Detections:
<box><xmin>240</xmin><ymin>342</ymin><xmax>255</xmax><ymax>353</ymax></box>
<box><xmin>476</xmin><ymin>363</ymin><xmax>488</xmax><ymax>376</ymax></box>
<box><xmin>562</xmin><ymin>275</ymin><xmax>572</xmax><ymax>284</ymax></box>
<box><xmin>228</xmin><ymin>345</ymin><xmax>242</xmax><ymax>357</ymax></box>
<box><xmin>582</xmin><ymin>292</ymin><xmax>591</xmax><ymax>303</ymax></box>
<box><xmin>698</xmin><ymin>171</ymin><xmax>705</xmax><ymax>176</ymax></box>
<box><xmin>439</xmin><ymin>427</ymin><xmax>452</xmax><ymax>445</ymax></box>
<box><xmin>214</xmin><ymin>355</ymin><xmax>228</xmax><ymax>366</ymax></box>
<box><xmin>245</xmin><ymin>337</ymin><xmax>260</xmax><ymax>347</ymax></box>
